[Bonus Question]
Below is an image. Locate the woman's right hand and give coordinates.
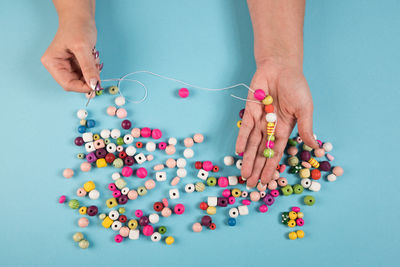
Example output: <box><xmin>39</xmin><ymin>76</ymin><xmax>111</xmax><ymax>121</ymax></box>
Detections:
<box><xmin>41</xmin><ymin>16</ymin><xmax>100</xmax><ymax>93</ymax></box>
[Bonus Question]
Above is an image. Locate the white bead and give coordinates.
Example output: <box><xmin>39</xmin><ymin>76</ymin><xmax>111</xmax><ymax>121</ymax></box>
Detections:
<box><xmin>236</xmin><ymin>159</ymin><xmax>243</xmax><ymax>170</ymax></box>
<box><xmin>109</xmin><ymin>210</ymin><xmax>119</xmax><ymax>221</ymax></box>
<box><xmin>125</xmin><ymin>146</ymin><xmax>136</xmax><ymax>156</ymax></box>
<box><xmin>82</xmin><ymin>132</ymin><xmax>93</xmax><ymax>143</ymax></box>
<box><xmin>134</xmin><ymin>153</ymin><xmax>146</xmax><ymax>164</ymax></box>
<box><xmin>176</xmin><ymin>158</ymin><xmax>187</xmax><ymax>168</ymax></box>
<box><xmin>228</xmin><ymin>176</ymin><xmax>238</xmax><ymax>186</ymax></box>
<box><xmin>85</xmin><ymin>142</ymin><xmax>95</xmax><ymax>153</ymax></box>
<box><xmin>121</xmin><ymin>187</ymin><xmax>130</xmax><ymax>195</ymax></box>
<box><xmin>111</xmin><ymin>221</ymin><xmax>122</xmax><ymax>231</ymax></box>
<box><xmin>77</xmin><ymin>109</ymin><xmax>88</xmax><ymax>119</ymax></box>
<box><xmin>111</xmin><ymin>172</ymin><xmax>121</xmax><ymax>180</ymax></box>
<box><xmin>223</xmin><ymin>156</ymin><xmax>235</xmax><ymax>166</ymax></box>
<box><xmin>106</xmin><ymin>143</ymin><xmax>117</xmax><ymax>153</ymax></box>
<box><xmin>327</xmin><ymin>173</ymin><xmax>337</xmax><ymax>182</ymax></box>
<box><xmin>301</xmin><ymin>178</ymin><xmax>312</xmax><ymax>189</ymax></box>
<box><xmin>146</xmin><ymin>142</ymin><xmax>156</xmax><ymax>152</ymax></box>
<box><xmin>185</xmin><ymin>183</ymin><xmax>195</xmax><ymax>193</ymax></box>
<box><xmin>229</xmin><ymin>207</ymin><xmax>239</xmax><ymax>218</ymax></box>
<box><xmin>169</xmin><ymin>188</ymin><xmax>179</xmax><ymax>199</ymax></box>
<box><xmin>177</xmin><ymin>168</ymin><xmax>187</xmax><ymax>178</ymax></box>
<box><xmin>88</xmin><ymin>189</ymin><xmax>100</xmax><ymax>200</ymax></box>
<box><xmin>129</xmin><ymin>229</ymin><xmax>140</xmax><ymax>240</ymax></box>
<box><xmin>183</xmin><ymin>148</ymin><xmax>194</xmax><ymax>158</ymax></box>
<box><xmin>110</xmin><ymin>129</ymin><xmax>121</xmax><ymax>139</ymax></box>
<box><xmin>207</xmin><ymin>196</ymin><xmax>218</xmax><ymax>207</ymax></box>
<box><xmin>197</xmin><ymin>169</ymin><xmax>208</xmax><ymax>180</ymax></box>
<box><xmin>168</xmin><ymin>137</ymin><xmax>177</xmax><ymax>146</ymax></box>
<box><xmin>309</xmin><ymin>181</ymin><xmax>321</xmax><ymax>192</ymax></box>
<box><xmin>265</xmin><ymin>113</ymin><xmax>277</xmax><ymax>122</ymax></box>
<box><xmin>150</xmin><ymin>232</ymin><xmax>161</xmax><ymax>242</ymax></box>
<box><xmin>100</xmin><ymin>129</ymin><xmax>111</xmax><ymax>139</ymax></box>
<box><xmin>155</xmin><ymin>172</ymin><xmax>167</xmax><ymax>182</ymax></box>
<box><xmin>323</xmin><ymin>142</ymin><xmax>333</xmax><ymax>152</ymax></box>
<box><xmin>115</xmin><ymin>178</ymin><xmax>127</xmax><ymax>189</ymax></box>
<box><xmin>115</xmin><ymin>96</ymin><xmax>126</xmax><ymax>106</ymax></box>
<box><xmin>123</xmin><ymin>134</ymin><xmax>134</xmax><ymax>144</ymax></box>
<box><xmin>238</xmin><ymin>205</ymin><xmax>249</xmax><ymax>216</ymax></box>
<box><xmin>149</xmin><ymin>213</ymin><xmax>160</xmax><ymax>224</ymax></box>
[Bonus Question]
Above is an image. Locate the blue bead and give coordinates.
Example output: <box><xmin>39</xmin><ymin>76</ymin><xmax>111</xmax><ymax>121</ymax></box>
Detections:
<box><xmin>78</xmin><ymin>125</ymin><xmax>87</xmax><ymax>133</ymax></box>
<box><xmin>86</xmin><ymin>119</ymin><xmax>96</xmax><ymax>128</ymax></box>
<box><xmin>228</xmin><ymin>218</ymin><xmax>236</xmax><ymax>226</ymax></box>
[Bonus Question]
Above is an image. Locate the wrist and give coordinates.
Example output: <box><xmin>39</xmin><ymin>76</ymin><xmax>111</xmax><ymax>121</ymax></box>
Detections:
<box><xmin>255</xmin><ymin>55</ymin><xmax>303</xmax><ymax>74</ymax></box>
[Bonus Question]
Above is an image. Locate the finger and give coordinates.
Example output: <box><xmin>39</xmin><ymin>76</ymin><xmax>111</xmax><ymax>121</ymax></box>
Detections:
<box><xmin>246</xmin><ymin>132</ymin><xmax>267</xmax><ymax>188</ymax></box>
<box><xmin>296</xmin><ymin>107</ymin><xmax>319</xmax><ymax>149</ymax></box>
<box><xmin>72</xmin><ymin>45</ymin><xmax>100</xmax><ymax>90</ymax></box>
<box><xmin>241</xmin><ymin>129</ymin><xmax>262</xmax><ymax>179</ymax></box>
<box><xmin>235</xmin><ymin>110</ymin><xmax>254</xmax><ymax>154</ymax></box>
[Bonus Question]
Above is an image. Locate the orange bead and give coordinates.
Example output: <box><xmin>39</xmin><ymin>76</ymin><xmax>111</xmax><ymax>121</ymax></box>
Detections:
<box><xmin>136</xmin><ymin>142</ymin><xmax>143</xmax><ymax>148</ymax></box>
<box><xmin>264</xmin><ymin>104</ymin><xmax>274</xmax><ymax>113</ymax></box>
<box><xmin>209</xmin><ymin>223</ymin><xmax>216</xmax><ymax>230</ymax></box>
<box><xmin>311</xmin><ymin>169</ymin><xmax>321</xmax><ymax>180</ymax></box>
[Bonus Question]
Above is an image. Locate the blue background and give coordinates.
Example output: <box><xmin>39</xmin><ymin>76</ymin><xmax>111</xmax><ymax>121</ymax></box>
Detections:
<box><xmin>0</xmin><ymin>0</ymin><xmax>399</xmax><ymax>266</ymax></box>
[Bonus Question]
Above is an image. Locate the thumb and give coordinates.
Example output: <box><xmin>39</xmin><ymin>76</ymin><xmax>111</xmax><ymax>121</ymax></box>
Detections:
<box><xmin>296</xmin><ymin>108</ymin><xmax>319</xmax><ymax>149</ymax></box>
<box><xmin>72</xmin><ymin>46</ymin><xmax>100</xmax><ymax>90</ymax></box>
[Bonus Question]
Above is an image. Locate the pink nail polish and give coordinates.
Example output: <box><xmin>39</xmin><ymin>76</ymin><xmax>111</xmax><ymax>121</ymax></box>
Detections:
<box><xmin>98</xmin><ymin>63</ymin><xmax>103</xmax><ymax>71</ymax></box>
<box><xmin>94</xmin><ymin>51</ymin><xmax>99</xmax><ymax>59</ymax></box>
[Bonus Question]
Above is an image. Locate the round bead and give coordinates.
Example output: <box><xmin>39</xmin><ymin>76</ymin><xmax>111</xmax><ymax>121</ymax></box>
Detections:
<box><xmin>314</xmin><ymin>148</ymin><xmax>325</xmax><ymax>158</ymax></box>
<box><xmin>265</xmin><ymin>113</ymin><xmax>277</xmax><ymax>122</ymax></box>
<box><xmin>296</xmin><ymin>230</ymin><xmax>305</xmax><ymax>238</ymax></box>
<box><xmin>142</xmin><ymin>225</ymin><xmax>154</xmax><ymax>236</ymax></box>
<box><xmin>131</xmin><ymin>128</ymin><xmax>141</xmax><ymax>138</ymax></box>
<box><xmin>263</xmin><ymin>148</ymin><xmax>274</xmax><ymax>158</ymax></box>
<box><xmin>228</xmin><ymin>218</ymin><xmax>236</xmax><ymax>226</ymax></box>
<box><xmin>73</xmin><ymin>232</ymin><xmax>84</xmax><ymax>242</ymax></box>
<box><xmin>223</xmin><ymin>156</ymin><xmax>234</xmax><ymax>166</ymax></box>
<box><xmin>183</xmin><ymin>148</ymin><xmax>194</xmax><ymax>158</ymax></box>
<box><xmin>192</xmin><ymin>222</ymin><xmax>203</xmax><ymax>232</ymax></box>
<box><xmin>63</xmin><ymin>168</ymin><xmax>74</xmax><ymax>179</ymax></box>
<box><xmin>262</xmin><ymin>95</ymin><xmax>273</xmax><ymax>105</ymax></box>
<box><xmin>288</xmin><ymin>232</ymin><xmax>297</xmax><ymax>240</ymax></box>
<box><xmin>174</xmin><ymin>204</ymin><xmax>185</xmax><ymax>215</ymax></box>
<box><xmin>319</xmin><ymin>161</ymin><xmax>331</xmax><ymax>172</ymax></box>
<box><xmin>178</xmin><ymin>88</ymin><xmax>189</xmax><ymax>98</ymax></box>
<box><xmin>199</xmin><ymin>202</ymin><xmax>208</xmax><ymax>210</ymax></box>
<box><xmin>74</xmin><ymin>137</ymin><xmax>84</xmax><ymax>146</ymax></box>
<box><xmin>141</xmin><ymin>127</ymin><xmax>152</xmax><ymax>138</ymax></box>
<box><xmin>145</xmin><ymin>179</ymin><xmax>156</xmax><ymax>190</ymax></box>
<box><xmin>264</xmin><ymin>104</ymin><xmax>274</xmax><ymax>113</ymax></box>
<box><xmin>299</xmin><ymin>168</ymin><xmax>310</xmax><ymax>179</ymax></box>
<box><xmin>177</xmin><ymin>168</ymin><xmax>187</xmax><ymax>178</ymax></box>
<box><xmin>166</xmin><ymin>158</ymin><xmax>176</xmax><ymax>168</ymax></box>
<box><xmin>158</xmin><ymin>226</ymin><xmax>167</xmax><ymax>234</ymax></box>
<box><xmin>201</xmin><ymin>215</ymin><xmax>212</xmax><ymax>227</ymax></box>
<box><xmin>69</xmin><ymin>199</ymin><xmax>80</xmax><ymax>209</ymax></box>
<box><xmin>195</xmin><ymin>182</ymin><xmax>205</xmax><ymax>192</ymax></box>
<box><xmin>165</xmin><ymin>236</ymin><xmax>175</xmax><ymax>245</ymax></box>
<box><xmin>165</xmin><ymin>145</ymin><xmax>176</xmax><ymax>155</ymax></box>
<box><xmin>176</xmin><ymin>158</ymin><xmax>186</xmax><ymax>168</ymax></box>
<box><xmin>136</xmin><ymin>167</ymin><xmax>148</xmax><ymax>178</ymax></box>
<box><xmin>254</xmin><ymin>89</ymin><xmax>266</xmax><ymax>100</ymax></box>
<box><xmin>304</xmin><ymin>195</ymin><xmax>315</xmax><ymax>206</ymax></box>
<box><xmin>259</xmin><ymin>205</ymin><xmax>268</xmax><ymax>213</ymax></box>
<box><xmin>115</xmin><ymin>96</ymin><xmax>125</xmax><ymax>106</ymax></box>
<box><xmin>311</xmin><ymin>169</ymin><xmax>321</xmax><ymax>180</ymax></box>
<box><xmin>151</xmin><ymin>129</ymin><xmax>162</xmax><ymax>139</ymax></box>
<box><xmin>78</xmin><ymin>239</ymin><xmax>90</xmax><ymax>249</ymax></box>
<box><xmin>158</xmin><ymin>142</ymin><xmax>167</xmax><ymax>150</ymax></box>
<box><xmin>287</xmin><ymin>146</ymin><xmax>298</xmax><ymax>156</ymax></box>
<box><xmin>327</xmin><ymin>173</ymin><xmax>337</xmax><ymax>182</ymax></box>
<box><xmin>237</xmin><ymin>120</ymin><xmax>242</xmax><ymax>128</ymax></box>
<box><xmin>184</xmin><ymin>137</ymin><xmax>194</xmax><ymax>147</ymax></box>
<box><xmin>193</xmin><ymin>133</ymin><xmax>204</xmax><ymax>143</ymax></box>
<box><xmin>168</xmin><ymin>137</ymin><xmax>177</xmax><ymax>145</ymax></box>
<box><xmin>116</xmin><ymin>108</ymin><xmax>127</xmax><ymax>119</ymax></box>
<box><xmin>121</xmin><ymin>166</ymin><xmax>133</xmax><ymax>177</ymax></box>
<box><xmin>76</xmin><ymin>188</ymin><xmax>86</xmax><ymax>197</ymax></box>
<box><xmin>77</xmin><ymin>109</ymin><xmax>88</xmax><ymax>119</ymax></box>
<box><xmin>323</xmin><ymin>142</ymin><xmax>333</xmax><ymax>152</ymax></box>
<box><xmin>250</xmin><ymin>191</ymin><xmax>261</xmax><ymax>202</ymax></box>
<box><xmin>161</xmin><ymin>207</ymin><xmax>172</xmax><ymax>217</ymax></box>
<box><xmin>217</xmin><ymin>177</ymin><xmax>228</xmax><ymax>187</ymax></box>
<box><xmin>108</xmin><ymin>86</ymin><xmax>119</xmax><ymax>94</ymax></box>
<box><xmin>293</xmin><ymin>184</ymin><xmax>304</xmax><ymax>194</ymax></box>
<box><xmin>78</xmin><ymin>217</ymin><xmax>89</xmax><ymax>228</ymax></box>
<box><xmin>300</xmin><ymin>151</ymin><xmax>311</xmax><ymax>161</ymax></box>
<box><xmin>332</xmin><ymin>166</ymin><xmax>344</xmax><ymax>176</ymax></box>
<box><xmin>150</xmin><ymin>232</ymin><xmax>161</xmax><ymax>242</ymax></box>
<box><xmin>121</xmin><ymin>120</ymin><xmax>132</xmax><ymax>130</ymax></box>
<box><xmin>107</xmin><ymin>106</ymin><xmax>117</xmax><ymax>116</ymax></box>
<box><xmin>58</xmin><ymin>195</ymin><xmax>66</xmax><ymax>204</ymax></box>
<box><xmin>206</xmin><ymin>206</ymin><xmax>216</xmax><ymax>215</ymax></box>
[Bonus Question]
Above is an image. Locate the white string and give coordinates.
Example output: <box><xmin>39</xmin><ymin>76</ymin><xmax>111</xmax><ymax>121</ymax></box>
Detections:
<box><xmin>230</xmin><ymin>94</ymin><xmax>262</xmax><ymax>105</ymax></box>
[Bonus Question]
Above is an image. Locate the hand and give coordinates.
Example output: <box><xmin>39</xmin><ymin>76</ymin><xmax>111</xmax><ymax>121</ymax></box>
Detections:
<box><xmin>41</xmin><ymin>17</ymin><xmax>100</xmax><ymax>93</ymax></box>
<box><xmin>235</xmin><ymin>60</ymin><xmax>319</xmax><ymax>187</ymax></box>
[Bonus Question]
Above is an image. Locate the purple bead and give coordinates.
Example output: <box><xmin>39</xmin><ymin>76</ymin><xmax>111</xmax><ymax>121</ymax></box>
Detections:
<box><xmin>139</xmin><ymin>216</ymin><xmax>149</xmax><ymax>226</ymax></box>
<box><xmin>117</xmin><ymin>195</ymin><xmax>128</xmax><ymax>205</ymax></box>
<box><xmin>319</xmin><ymin>161</ymin><xmax>331</xmax><ymax>172</ymax></box>
<box><xmin>74</xmin><ymin>137</ymin><xmax>84</xmax><ymax>146</ymax></box>
<box><xmin>87</xmin><ymin>205</ymin><xmax>98</xmax><ymax>216</ymax></box>
<box><xmin>95</xmin><ymin>148</ymin><xmax>107</xmax><ymax>159</ymax></box>
<box><xmin>300</xmin><ymin>151</ymin><xmax>311</xmax><ymax>161</ymax></box>
<box><xmin>124</xmin><ymin>156</ymin><xmax>134</xmax><ymax>166</ymax></box>
<box><xmin>121</xmin><ymin>120</ymin><xmax>132</xmax><ymax>130</ymax></box>
<box><xmin>217</xmin><ymin>197</ymin><xmax>228</xmax><ymax>207</ymax></box>
<box><xmin>239</xmin><ymin>109</ymin><xmax>245</xmax><ymax>119</ymax></box>
<box><xmin>201</xmin><ymin>215</ymin><xmax>212</xmax><ymax>227</ymax></box>
<box><xmin>263</xmin><ymin>194</ymin><xmax>275</xmax><ymax>206</ymax></box>
<box><xmin>86</xmin><ymin>152</ymin><xmax>97</xmax><ymax>163</ymax></box>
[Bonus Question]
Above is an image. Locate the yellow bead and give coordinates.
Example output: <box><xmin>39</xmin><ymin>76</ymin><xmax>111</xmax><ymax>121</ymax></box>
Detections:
<box><xmin>288</xmin><ymin>231</ymin><xmax>297</xmax><ymax>240</ymax></box>
<box><xmin>83</xmin><ymin>181</ymin><xmax>95</xmax><ymax>192</ymax></box>
<box><xmin>106</xmin><ymin>198</ymin><xmax>118</xmax><ymax>208</ymax></box>
<box><xmin>206</xmin><ymin>206</ymin><xmax>217</xmax><ymax>215</ymax></box>
<box><xmin>165</xmin><ymin>236</ymin><xmax>175</xmax><ymax>245</ymax></box>
<box><xmin>96</xmin><ymin>158</ymin><xmax>107</xmax><ymax>168</ymax></box>
<box><xmin>299</xmin><ymin>168</ymin><xmax>311</xmax><ymax>179</ymax></box>
<box><xmin>127</xmin><ymin>219</ymin><xmax>138</xmax><ymax>229</ymax></box>
<box><xmin>288</xmin><ymin>211</ymin><xmax>298</xmax><ymax>220</ymax></box>
<box><xmin>266</xmin><ymin>122</ymin><xmax>275</xmax><ymax>136</ymax></box>
<box><xmin>288</xmin><ymin>219</ymin><xmax>296</xmax><ymax>228</ymax></box>
<box><xmin>262</xmin><ymin>95</ymin><xmax>273</xmax><ymax>105</ymax></box>
<box><xmin>79</xmin><ymin>207</ymin><xmax>87</xmax><ymax>215</ymax></box>
<box><xmin>80</xmin><ymin>119</ymin><xmax>87</xmax><ymax>126</ymax></box>
<box><xmin>297</xmin><ymin>212</ymin><xmax>304</xmax><ymax>218</ymax></box>
<box><xmin>101</xmin><ymin>216</ymin><xmax>113</xmax><ymax>228</ymax></box>
<box><xmin>93</xmin><ymin>134</ymin><xmax>100</xmax><ymax>141</ymax></box>
<box><xmin>231</xmin><ymin>188</ymin><xmax>241</xmax><ymax>198</ymax></box>
<box><xmin>237</xmin><ymin>120</ymin><xmax>242</xmax><ymax>128</ymax></box>
<box><xmin>118</xmin><ymin>207</ymin><xmax>126</xmax><ymax>214</ymax></box>
<box><xmin>296</xmin><ymin>230</ymin><xmax>305</xmax><ymax>239</ymax></box>
<box><xmin>308</xmin><ymin>157</ymin><xmax>320</xmax><ymax>168</ymax></box>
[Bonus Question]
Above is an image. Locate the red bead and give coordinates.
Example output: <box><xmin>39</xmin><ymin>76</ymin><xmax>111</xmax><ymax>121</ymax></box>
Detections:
<box><xmin>153</xmin><ymin>202</ymin><xmax>164</xmax><ymax>212</ymax></box>
<box><xmin>119</xmin><ymin>215</ymin><xmax>127</xmax><ymax>223</ymax></box>
<box><xmin>209</xmin><ymin>223</ymin><xmax>216</xmax><ymax>230</ymax></box>
<box><xmin>238</xmin><ymin>176</ymin><xmax>246</xmax><ymax>184</ymax></box>
<box><xmin>195</xmin><ymin>161</ymin><xmax>202</xmax><ymax>169</ymax></box>
<box><xmin>118</xmin><ymin>151</ymin><xmax>127</xmax><ymax>159</ymax></box>
<box><xmin>136</xmin><ymin>142</ymin><xmax>143</xmax><ymax>148</ymax></box>
<box><xmin>121</xmin><ymin>120</ymin><xmax>132</xmax><ymax>130</ymax></box>
<box><xmin>276</xmin><ymin>164</ymin><xmax>280</xmax><ymax>170</ymax></box>
<box><xmin>212</xmin><ymin>165</ymin><xmax>219</xmax><ymax>172</ymax></box>
<box><xmin>199</xmin><ymin>202</ymin><xmax>208</xmax><ymax>210</ymax></box>
<box><xmin>124</xmin><ymin>156</ymin><xmax>134</xmax><ymax>166</ymax></box>
<box><xmin>74</xmin><ymin>137</ymin><xmax>84</xmax><ymax>146</ymax></box>
<box><xmin>311</xmin><ymin>169</ymin><xmax>321</xmax><ymax>180</ymax></box>
<box><xmin>105</xmin><ymin>153</ymin><xmax>116</xmax><ymax>163</ymax></box>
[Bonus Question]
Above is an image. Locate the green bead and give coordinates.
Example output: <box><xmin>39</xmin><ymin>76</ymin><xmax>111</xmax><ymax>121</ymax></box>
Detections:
<box><xmin>303</xmin><ymin>143</ymin><xmax>313</xmax><ymax>152</ymax></box>
<box><xmin>95</xmin><ymin>89</ymin><xmax>103</xmax><ymax>96</ymax></box>
<box><xmin>289</xmin><ymin>164</ymin><xmax>302</xmax><ymax>174</ymax></box>
<box><xmin>116</xmin><ymin>137</ymin><xmax>124</xmax><ymax>145</ymax></box>
<box><xmin>118</xmin><ymin>207</ymin><xmax>126</xmax><ymax>214</ymax></box>
<box><xmin>137</xmin><ymin>186</ymin><xmax>147</xmax><ymax>196</ymax></box>
<box><xmin>108</xmin><ymin>86</ymin><xmax>119</xmax><ymax>95</ymax></box>
<box><xmin>293</xmin><ymin>184</ymin><xmax>304</xmax><ymax>194</ymax></box>
<box><xmin>104</xmin><ymin>138</ymin><xmax>111</xmax><ymax>145</ymax></box>
<box><xmin>287</xmin><ymin>156</ymin><xmax>299</xmax><ymax>167</ymax></box>
<box><xmin>69</xmin><ymin>199</ymin><xmax>80</xmax><ymax>209</ymax></box>
<box><xmin>281</xmin><ymin>212</ymin><xmax>290</xmax><ymax>224</ymax></box>
<box><xmin>304</xmin><ymin>195</ymin><xmax>315</xmax><ymax>206</ymax></box>
<box><xmin>158</xmin><ymin>226</ymin><xmax>167</xmax><ymax>234</ymax></box>
<box><xmin>281</xmin><ymin>185</ymin><xmax>293</xmax><ymax>196</ymax></box>
<box><xmin>113</xmin><ymin>158</ymin><xmax>124</xmax><ymax>168</ymax></box>
<box><xmin>195</xmin><ymin>182</ymin><xmax>205</xmax><ymax>192</ymax></box>
<box><xmin>288</xmin><ymin>139</ymin><xmax>298</xmax><ymax>146</ymax></box>
<box><xmin>77</xmin><ymin>153</ymin><xmax>85</xmax><ymax>159</ymax></box>
<box><xmin>206</xmin><ymin>177</ymin><xmax>217</xmax><ymax>186</ymax></box>
<box><xmin>263</xmin><ymin>148</ymin><xmax>274</xmax><ymax>158</ymax></box>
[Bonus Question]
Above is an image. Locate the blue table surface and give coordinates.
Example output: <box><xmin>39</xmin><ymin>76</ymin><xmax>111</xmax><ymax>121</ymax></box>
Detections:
<box><xmin>1</xmin><ymin>1</ymin><xmax>399</xmax><ymax>266</ymax></box>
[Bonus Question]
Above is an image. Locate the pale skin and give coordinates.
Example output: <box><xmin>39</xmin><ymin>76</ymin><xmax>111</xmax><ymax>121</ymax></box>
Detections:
<box><xmin>42</xmin><ymin>0</ymin><xmax>318</xmax><ymax>187</ymax></box>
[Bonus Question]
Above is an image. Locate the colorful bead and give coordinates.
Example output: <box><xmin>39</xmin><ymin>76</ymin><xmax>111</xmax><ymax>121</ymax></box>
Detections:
<box><xmin>263</xmin><ymin>148</ymin><xmax>274</xmax><ymax>158</ymax></box>
<box><xmin>304</xmin><ymin>195</ymin><xmax>315</xmax><ymax>206</ymax></box>
<box><xmin>254</xmin><ymin>89</ymin><xmax>266</xmax><ymax>100</ymax></box>
<box><xmin>262</xmin><ymin>95</ymin><xmax>273</xmax><ymax>105</ymax></box>
<box><xmin>178</xmin><ymin>88</ymin><xmax>189</xmax><ymax>98</ymax></box>
<box><xmin>192</xmin><ymin>222</ymin><xmax>203</xmax><ymax>232</ymax></box>
<box><xmin>69</xmin><ymin>199</ymin><xmax>80</xmax><ymax>209</ymax></box>
<box><xmin>308</xmin><ymin>157</ymin><xmax>320</xmax><ymax>168</ymax></box>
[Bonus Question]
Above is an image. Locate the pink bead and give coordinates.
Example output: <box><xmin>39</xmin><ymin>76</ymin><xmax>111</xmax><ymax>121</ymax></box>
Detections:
<box><xmin>287</xmin><ymin>146</ymin><xmax>298</xmax><ymax>156</ymax></box>
<box><xmin>121</xmin><ymin>166</ymin><xmax>133</xmax><ymax>177</ymax></box>
<box><xmin>332</xmin><ymin>166</ymin><xmax>344</xmax><ymax>176</ymax></box>
<box><xmin>202</xmin><ymin>161</ymin><xmax>213</xmax><ymax>171</ymax></box>
<box><xmin>270</xmin><ymin>189</ymin><xmax>280</xmax><ymax>197</ymax></box>
<box><xmin>250</xmin><ymin>191</ymin><xmax>261</xmax><ymax>202</ymax></box>
<box><xmin>116</xmin><ymin>108</ymin><xmax>127</xmax><ymax>119</ymax></box>
<box><xmin>273</xmin><ymin>170</ymin><xmax>280</xmax><ymax>180</ymax></box>
<box><xmin>144</xmin><ymin>179</ymin><xmax>156</xmax><ymax>190</ymax></box>
<box><xmin>63</xmin><ymin>168</ymin><xmax>74</xmax><ymax>179</ymax></box>
<box><xmin>80</xmin><ymin>162</ymin><xmax>91</xmax><ymax>172</ymax></box>
<box><xmin>165</xmin><ymin>145</ymin><xmax>176</xmax><ymax>155</ymax></box>
<box><xmin>257</xmin><ymin>182</ymin><xmax>267</xmax><ymax>191</ymax></box>
<box><xmin>267</xmin><ymin>180</ymin><xmax>278</xmax><ymax>190</ymax></box>
<box><xmin>184</xmin><ymin>137</ymin><xmax>194</xmax><ymax>148</ymax></box>
<box><xmin>241</xmin><ymin>191</ymin><xmax>248</xmax><ymax>198</ymax></box>
<box><xmin>158</xmin><ymin>142</ymin><xmax>167</xmax><ymax>150</ymax></box>
<box><xmin>135</xmin><ymin>209</ymin><xmax>143</xmax><ymax>218</ymax></box>
<box><xmin>141</xmin><ymin>127</ymin><xmax>151</xmax><ymax>138</ymax></box>
<box><xmin>178</xmin><ymin>88</ymin><xmax>189</xmax><ymax>98</ymax></box>
<box><xmin>78</xmin><ymin>217</ymin><xmax>89</xmax><ymax>228</ymax></box>
<box><xmin>222</xmin><ymin>189</ymin><xmax>231</xmax><ymax>198</ymax></box>
<box><xmin>242</xmin><ymin>199</ymin><xmax>251</xmax><ymax>205</ymax></box>
<box><xmin>192</xmin><ymin>222</ymin><xmax>203</xmax><ymax>232</ymax></box>
<box><xmin>314</xmin><ymin>148</ymin><xmax>325</xmax><ymax>158</ymax></box>
<box><xmin>292</xmin><ymin>206</ymin><xmax>301</xmax><ymax>212</ymax></box>
<box><xmin>161</xmin><ymin>207</ymin><xmax>172</xmax><ymax>217</ymax></box>
<box><xmin>146</xmin><ymin>155</ymin><xmax>154</xmax><ymax>161</ymax></box>
<box><xmin>86</xmin><ymin>91</ymin><xmax>95</xmax><ymax>99</ymax></box>
<box><xmin>162</xmin><ymin>198</ymin><xmax>169</xmax><ymax>207</ymax></box>
<box><xmin>260</xmin><ymin>191</ymin><xmax>266</xmax><ymax>198</ymax></box>
<box><xmin>317</xmin><ymin>140</ymin><xmax>323</xmax><ymax>147</ymax></box>
<box><xmin>76</xmin><ymin>188</ymin><xmax>87</xmax><ymax>197</ymax></box>
<box><xmin>277</xmin><ymin>177</ymin><xmax>288</xmax><ymax>187</ymax></box>
<box><xmin>302</xmin><ymin>161</ymin><xmax>312</xmax><ymax>169</ymax></box>
<box><xmin>296</xmin><ymin>218</ymin><xmax>304</xmax><ymax>226</ymax></box>
<box><xmin>238</xmin><ymin>152</ymin><xmax>244</xmax><ymax>157</ymax></box>
<box><xmin>326</xmin><ymin>153</ymin><xmax>335</xmax><ymax>161</ymax></box>
<box><xmin>266</xmin><ymin>140</ymin><xmax>275</xmax><ymax>149</ymax></box>
<box><xmin>228</xmin><ymin>196</ymin><xmax>236</xmax><ymax>205</ymax></box>
<box><xmin>153</xmin><ymin>164</ymin><xmax>164</xmax><ymax>171</ymax></box>
<box><xmin>142</xmin><ymin>225</ymin><xmax>154</xmax><ymax>236</ymax></box>
<box><xmin>165</xmin><ymin>158</ymin><xmax>176</xmax><ymax>168</ymax></box>
<box><xmin>128</xmin><ymin>190</ymin><xmax>138</xmax><ymax>200</ymax></box>
<box><xmin>119</xmin><ymin>226</ymin><xmax>130</xmax><ymax>237</ymax></box>
<box><xmin>193</xmin><ymin>133</ymin><xmax>204</xmax><ymax>143</ymax></box>
<box><xmin>136</xmin><ymin>167</ymin><xmax>148</xmax><ymax>179</ymax></box>
<box><xmin>218</xmin><ymin>177</ymin><xmax>229</xmax><ymax>187</ymax></box>
<box><xmin>151</xmin><ymin>129</ymin><xmax>162</xmax><ymax>139</ymax></box>
<box><xmin>108</xmin><ymin>183</ymin><xmax>116</xmax><ymax>191</ymax></box>
<box><xmin>174</xmin><ymin>204</ymin><xmax>185</xmax><ymax>215</ymax></box>
<box><xmin>279</xmin><ymin>164</ymin><xmax>286</xmax><ymax>173</ymax></box>
<box><xmin>116</xmin><ymin>145</ymin><xmax>124</xmax><ymax>152</ymax></box>
<box><xmin>254</xmin><ymin>89</ymin><xmax>266</xmax><ymax>101</ymax></box>
<box><xmin>112</xmin><ymin>190</ymin><xmax>121</xmax><ymax>198</ymax></box>
<box><xmin>58</xmin><ymin>195</ymin><xmax>66</xmax><ymax>204</ymax></box>
<box><xmin>131</xmin><ymin>128</ymin><xmax>141</xmax><ymax>138</ymax></box>
<box><xmin>170</xmin><ymin>176</ymin><xmax>180</xmax><ymax>186</ymax></box>
<box><xmin>114</xmin><ymin>234</ymin><xmax>123</xmax><ymax>243</ymax></box>
<box><xmin>107</xmin><ymin>106</ymin><xmax>117</xmax><ymax>116</ymax></box>
<box><xmin>259</xmin><ymin>204</ymin><xmax>268</xmax><ymax>213</ymax></box>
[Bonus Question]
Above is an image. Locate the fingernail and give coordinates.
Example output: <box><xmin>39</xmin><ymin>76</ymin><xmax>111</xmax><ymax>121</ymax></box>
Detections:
<box><xmin>89</xmin><ymin>79</ymin><xmax>97</xmax><ymax>90</ymax></box>
<box><xmin>94</xmin><ymin>51</ymin><xmax>99</xmax><ymax>59</ymax></box>
<box><xmin>98</xmin><ymin>63</ymin><xmax>104</xmax><ymax>71</ymax></box>
<box><xmin>242</xmin><ymin>177</ymin><xmax>247</xmax><ymax>181</ymax></box>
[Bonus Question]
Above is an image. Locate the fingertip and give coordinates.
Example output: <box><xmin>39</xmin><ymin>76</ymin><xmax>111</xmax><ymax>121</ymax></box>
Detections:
<box><xmin>246</xmin><ymin>177</ymin><xmax>258</xmax><ymax>188</ymax></box>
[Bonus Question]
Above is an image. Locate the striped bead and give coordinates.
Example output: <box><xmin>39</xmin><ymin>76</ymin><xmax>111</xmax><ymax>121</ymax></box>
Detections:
<box><xmin>266</xmin><ymin>122</ymin><xmax>275</xmax><ymax>136</ymax></box>
<box><xmin>308</xmin><ymin>157</ymin><xmax>320</xmax><ymax>168</ymax></box>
